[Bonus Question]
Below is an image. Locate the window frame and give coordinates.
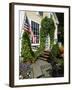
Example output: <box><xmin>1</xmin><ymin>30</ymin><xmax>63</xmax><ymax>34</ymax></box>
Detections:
<box><xmin>30</xmin><ymin>20</ymin><xmax>40</xmax><ymax>46</ymax></box>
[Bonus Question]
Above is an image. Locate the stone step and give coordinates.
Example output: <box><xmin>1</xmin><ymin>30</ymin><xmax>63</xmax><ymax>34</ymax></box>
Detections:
<box><xmin>40</xmin><ymin>55</ymin><xmax>49</xmax><ymax>58</ymax></box>
<box><xmin>41</xmin><ymin>54</ymin><xmax>49</xmax><ymax>57</ymax></box>
<box><xmin>38</xmin><ymin>57</ymin><xmax>48</xmax><ymax>61</ymax></box>
<box><xmin>31</xmin><ymin>63</ymin><xmax>43</xmax><ymax>78</ymax></box>
<box><xmin>44</xmin><ymin>50</ymin><xmax>50</xmax><ymax>53</ymax></box>
<box><xmin>42</xmin><ymin>52</ymin><xmax>49</xmax><ymax>55</ymax></box>
<box><xmin>37</xmin><ymin>50</ymin><xmax>50</xmax><ymax>61</ymax></box>
<box><xmin>38</xmin><ymin>50</ymin><xmax>50</xmax><ymax>61</ymax></box>
<box><xmin>43</xmin><ymin>51</ymin><xmax>50</xmax><ymax>54</ymax></box>
<box><xmin>31</xmin><ymin>59</ymin><xmax>52</xmax><ymax>78</ymax></box>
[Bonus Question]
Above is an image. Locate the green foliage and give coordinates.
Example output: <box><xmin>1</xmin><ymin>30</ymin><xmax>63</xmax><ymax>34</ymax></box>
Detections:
<box><xmin>21</xmin><ymin>16</ymin><xmax>56</xmax><ymax>62</ymax></box>
<box><xmin>35</xmin><ymin>16</ymin><xmax>55</xmax><ymax>59</ymax></box>
<box><xmin>49</xmin><ymin>43</ymin><xmax>64</xmax><ymax>68</ymax></box>
<box><xmin>57</xmin><ymin>58</ymin><xmax>64</xmax><ymax>66</ymax></box>
<box><xmin>41</xmin><ymin>16</ymin><xmax>55</xmax><ymax>47</ymax></box>
<box><xmin>41</xmin><ymin>17</ymin><xmax>49</xmax><ymax>34</ymax></box>
<box><xmin>21</xmin><ymin>32</ymin><xmax>35</xmax><ymax>62</ymax></box>
<box><xmin>51</xmin><ymin>43</ymin><xmax>60</xmax><ymax>57</ymax></box>
<box><xmin>49</xmin><ymin>44</ymin><xmax>64</xmax><ymax>77</ymax></box>
<box><xmin>48</xmin><ymin>18</ymin><xmax>55</xmax><ymax>48</ymax></box>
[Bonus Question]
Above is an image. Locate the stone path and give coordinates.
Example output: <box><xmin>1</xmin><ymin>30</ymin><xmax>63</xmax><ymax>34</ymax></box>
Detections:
<box><xmin>31</xmin><ymin>62</ymin><xmax>43</xmax><ymax>78</ymax></box>
<box><xmin>31</xmin><ymin>59</ymin><xmax>52</xmax><ymax>78</ymax></box>
<box><xmin>20</xmin><ymin>50</ymin><xmax>52</xmax><ymax>79</ymax></box>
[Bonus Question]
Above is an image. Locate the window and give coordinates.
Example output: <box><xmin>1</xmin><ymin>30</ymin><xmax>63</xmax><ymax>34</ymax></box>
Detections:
<box><xmin>36</xmin><ymin>11</ymin><xmax>43</xmax><ymax>16</ymax></box>
<box><xmin>31</xmin><ymin>21</ymin><xmax>40</xmax><ymax>45</ymax></box>
<box><xmin>39</xmin><ymin>11</ymin><xmax>43</xmax><ymax>16</ymax></box>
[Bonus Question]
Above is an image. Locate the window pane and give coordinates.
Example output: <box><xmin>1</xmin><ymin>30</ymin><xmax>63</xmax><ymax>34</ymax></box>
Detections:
<box><xmin>39</xmin><ymin>11</ymin><xmax>43</xmax><ymax>16</ymax></box>
<box><xmin>31</xmin><ymin>21</ymin><xmax>39</xmax><ymax>44</ymax></box>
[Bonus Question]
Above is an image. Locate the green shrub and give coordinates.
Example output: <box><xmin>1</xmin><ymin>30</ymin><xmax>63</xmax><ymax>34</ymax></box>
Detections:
<box><xmin>21</xmin><ymin>32</ymin><xmax>35</xmax><ymax>62</ymax></box>
<box><xmin>41</xmin><ymin>16</ymin><xmax>55</xmax><ymax>48</ymax></box>
<box><xmin>51</xmin><ymin>43</ymin><xmax>60</xmax><ymax>57</ymax></box>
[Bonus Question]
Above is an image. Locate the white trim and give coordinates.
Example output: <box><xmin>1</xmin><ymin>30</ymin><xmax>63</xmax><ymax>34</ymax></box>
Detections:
<box><xmin>30</xmin><ymin>20</ymin><xmax>40</xmax><ymax>45</ymax></box>
<box><xmin>31</xmin><ymin>43</ymin><xmax>40</xmax><ymax>46</ymax></box>
<box><xmin>14</xmin><ymin>5</ymin><xmax>69</xmax><ymax>86</ymax></box>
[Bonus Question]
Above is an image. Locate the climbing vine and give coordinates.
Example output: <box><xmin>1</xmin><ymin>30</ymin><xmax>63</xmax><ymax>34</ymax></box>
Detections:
<box><xmin>34</xmin><ymin>27</ymin><xmax>46</xmax><ymax>59</ymax></box>
<box><xmin>48</xmin><ymin>18</ymin><xmax>55</xmax><ymax>48</ymax></box>
<box><xmin>41</xmin><ymin>16</ymin><xmax>55</xmax><ymax>47</ymax></box>
<box><xmin>35</xmin><ymin>16</ymin><xmax>55</xmax><ymax>59</ymax></box>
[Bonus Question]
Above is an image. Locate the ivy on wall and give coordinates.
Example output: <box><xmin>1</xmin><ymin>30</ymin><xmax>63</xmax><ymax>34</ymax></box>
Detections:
<box><xmin>35</xmin><ymin>16</ymin><xmax>55</xmax><ymax>59</ymax></box>
<box><xmin>41</xmin><ymin>16</ymin><xmax>55</xmax><ymax>47</ymax></box>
